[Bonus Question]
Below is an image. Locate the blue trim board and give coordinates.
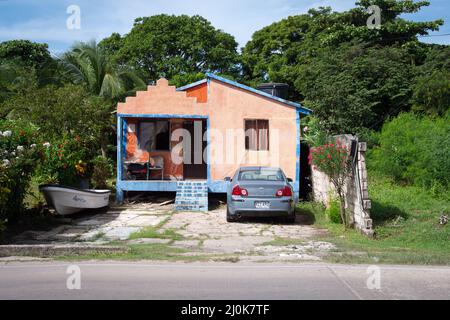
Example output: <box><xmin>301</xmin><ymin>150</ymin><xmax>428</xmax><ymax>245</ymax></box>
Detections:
<box><xmin>176</xmin><ymin>73</ymin><xmax>312</xmax><ymax>115</ymax></box>
<box><xmin>118</xmin><ymin>114</ymin><xmax>208</xmax><ymax>119</ymax></box>
<box><xmin>117</xmin><ymin>180</ymin><xmax>228</xmax><ymax>193</ymax></box>
<box><xmin>116</xmin><ymin>116</ymin><xmax>124</xmax><ymax>203</ymax></box>
<box><xmin>206</xmin><ymin>117</ymin><xmax>211</xmax><ymax>183</ymax></box>
<box><xmin>176</xmin><ymin>79</ymin><xmax>208</xmax><ymax>91</ymax></box>
<box><xmin>295</xmin><ymin>111</ymin><xmax>301</xmax><ymax>200</ymax></box>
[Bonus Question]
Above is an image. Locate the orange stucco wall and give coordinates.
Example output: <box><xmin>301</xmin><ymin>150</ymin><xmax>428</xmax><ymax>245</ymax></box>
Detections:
<box><xmin>118</xmin><ymin>78</ymin><xmax>299</xmax><ymax>181</ymax></box>
<box><xmin>186</xmin><ymin>83</ymin><xmax>208</xmax><ymax>103</ymax></box>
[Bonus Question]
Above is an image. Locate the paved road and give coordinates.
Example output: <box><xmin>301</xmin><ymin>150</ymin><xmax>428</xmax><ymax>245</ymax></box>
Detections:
<box><xmin>0</xmin><ymin>262</ymin><xmax>449</xmax><ymax>300</ymax></box>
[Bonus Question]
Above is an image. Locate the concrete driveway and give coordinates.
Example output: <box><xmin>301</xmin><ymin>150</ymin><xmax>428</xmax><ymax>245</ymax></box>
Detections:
<box><xmin>10</xmin><ymin>199</ymin><xmax>335</xmax><ymax>262</ymax></box>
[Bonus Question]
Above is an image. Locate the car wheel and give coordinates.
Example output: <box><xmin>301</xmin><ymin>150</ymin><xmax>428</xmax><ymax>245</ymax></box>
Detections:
<box><xmin>226</xmin><ymin>206</ymin><xmax>237</xmax><ymax>222</ymax></box>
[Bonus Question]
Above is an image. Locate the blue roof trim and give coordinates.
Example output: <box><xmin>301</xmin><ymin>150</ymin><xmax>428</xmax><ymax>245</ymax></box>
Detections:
<box><xmin>177</xmin><ymin>73</ymin><xmax>312</xmax><ymax>115</ymax></box>
<box><xmin>176</xmin><ymin>79</ymin><xmax>208</xmax><ymax>92</ymax></box>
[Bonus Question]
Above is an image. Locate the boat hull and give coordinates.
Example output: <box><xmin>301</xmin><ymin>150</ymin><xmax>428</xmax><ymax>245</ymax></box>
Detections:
<box><xmin>39</xmin><ymin>185</ymin><xmax>111</xmax><ymax>216</ymax></box>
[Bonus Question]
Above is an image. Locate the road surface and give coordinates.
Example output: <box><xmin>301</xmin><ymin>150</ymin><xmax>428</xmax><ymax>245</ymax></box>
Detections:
<box><xmin>0</xmin><ymin>261</ymin><xmax>449</xmax><ymax>299</ymax></box>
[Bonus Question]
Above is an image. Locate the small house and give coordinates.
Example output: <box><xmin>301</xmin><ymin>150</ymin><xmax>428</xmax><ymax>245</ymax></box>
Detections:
<box><xmin>116</xmin><ymin>73</ymin><xmax>311</xmax><ymax>210</ymax></box>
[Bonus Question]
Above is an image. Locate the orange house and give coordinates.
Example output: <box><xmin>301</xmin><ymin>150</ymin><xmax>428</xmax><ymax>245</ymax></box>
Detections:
<box><xmin>116</xmin><ymin>73</ymin><xmax>311</xmax><ymax>204</ymax></box>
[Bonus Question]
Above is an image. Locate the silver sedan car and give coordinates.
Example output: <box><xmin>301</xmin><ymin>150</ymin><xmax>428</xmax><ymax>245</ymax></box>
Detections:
<box><xmin>225</xmin><ymin>166</ymin><xmax>296</xmax><ymax>223</ymax></box>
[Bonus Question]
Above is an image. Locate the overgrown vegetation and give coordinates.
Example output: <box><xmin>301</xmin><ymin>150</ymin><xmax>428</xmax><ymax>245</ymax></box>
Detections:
<box><xmin>296</xmin><ymin>173</ymin><xmax>450</xmax><ymax>265</ymax></box>
<box><xmin>369</xmin><ymin>111</ymin><xmax>450</xmax><ymax>193</ymax></box>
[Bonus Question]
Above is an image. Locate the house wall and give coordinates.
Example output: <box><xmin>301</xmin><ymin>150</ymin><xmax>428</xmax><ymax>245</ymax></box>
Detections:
<box><xmin>117</xmin><ymin>77</ymin><xmax>300</xmax><ymax>185</ymax></box>
<box><xmin>185</xmin><ymin>83</ymin><xmax>208</xmax><ymax>103</ymax></box>
<box><xmin>207</xmin><ymin>80</ymin><xmax>298</xmax><ymax>181</ymax></box>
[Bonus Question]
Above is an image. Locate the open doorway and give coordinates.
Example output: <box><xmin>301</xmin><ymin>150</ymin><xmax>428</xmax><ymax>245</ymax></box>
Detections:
<box><xmin>300</xmin><ymin>142</ymin><xmax>312</xmax><ymax>200</ymax></box>
<box><xmin>183</xmin><ymin>120</ymin><xmax>207</xmax><ymax>179</ymax></box>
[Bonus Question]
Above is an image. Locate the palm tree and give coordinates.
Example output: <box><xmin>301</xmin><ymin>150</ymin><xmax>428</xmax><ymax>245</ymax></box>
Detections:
<box><xmin>60</xmin><ymin>41</ymin><xmax>145</xmax><ymax>156</ymax></box>
<box><xmin>61</xmin><ymin>40</ymin><xmax>145</xmax><ymax>99</ymax></box>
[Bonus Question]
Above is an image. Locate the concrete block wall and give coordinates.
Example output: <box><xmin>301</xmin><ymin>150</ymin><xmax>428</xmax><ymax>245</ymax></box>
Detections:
<box><xmin>310</xmin><ymin>135</ymin><xmax>374</xmax><ymax>237</ymax></box>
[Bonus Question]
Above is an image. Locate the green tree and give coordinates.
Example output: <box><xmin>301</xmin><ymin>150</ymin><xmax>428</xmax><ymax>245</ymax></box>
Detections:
<box><xmin>3</xmin><ymin>84</ymin><xmax>110</xmax><ymax>146</ymax></box>
<box><xmin>0</xmin><ymin>40</ymin><xmax>52</xmax><ymax>69</ymax></box>
<box><xmin>61</xmin><ymin>41</ymin><xmax>145</xmax><ymax>157</ymax></box>
<box><xmin>100</xmin><ymin>14</ymin><xmax>240</xmax><ymax>86</ymax></box>
<box><xmin>412</xmin><ymin>45</ymin><xmax>450</xmax><ymax>116</ymax></box>
<box><xmin>297</xmin><ymin>43</ymin><xmax>414</xmax><ymax>134</ymax></box>
<box><xmin>61</xmin><ymin>40</ymin><xmax>145</xmax><ymax>100</ymax></box>
<box><xmin>241</xmin><ymin>0</ymin><xmax>444</xmax><ymax>133</ymax></box>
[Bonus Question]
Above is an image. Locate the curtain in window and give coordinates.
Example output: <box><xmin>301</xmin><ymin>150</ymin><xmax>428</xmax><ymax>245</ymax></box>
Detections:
<box><xmin>258</xmin><ymin>120</ymin><xmax>269</xmax><ymax>151</ymax></box>
<box><xmin>245</xmin><ymin>120</ymin><xmax>258</xmax><ymax>150</ymax></box>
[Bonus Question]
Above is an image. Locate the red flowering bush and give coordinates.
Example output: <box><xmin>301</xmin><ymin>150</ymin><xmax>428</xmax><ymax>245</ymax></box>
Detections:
<box><xmin>309</xmin><ymin>139</ymin><xmax>352</xmax><ymax>228</ymax></box>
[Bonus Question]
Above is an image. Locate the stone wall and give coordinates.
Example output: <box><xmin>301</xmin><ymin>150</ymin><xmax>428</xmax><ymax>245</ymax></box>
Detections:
<box><xmin>310</xmin><ymin>135</ymin><xmax>374</xmax><ymax>237</ymax></box>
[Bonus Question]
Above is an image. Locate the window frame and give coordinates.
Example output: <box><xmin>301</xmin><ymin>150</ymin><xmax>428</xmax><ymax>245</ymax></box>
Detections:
<box><xmin>244</xmin><ymin>119</ymin><xmax>270</xmax><ymax>151</ymax></box>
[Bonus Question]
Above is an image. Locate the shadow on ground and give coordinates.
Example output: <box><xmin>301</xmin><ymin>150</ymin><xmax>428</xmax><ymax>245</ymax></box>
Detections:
<box><xmin>370</xmin><ymin>200</ymin><xmax>408</xmax><ymax>227</ymax></box>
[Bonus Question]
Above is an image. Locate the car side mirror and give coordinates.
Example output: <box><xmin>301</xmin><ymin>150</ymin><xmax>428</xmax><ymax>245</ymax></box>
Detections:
<box><xmin>224</xmin><ymin>177</ymin><xmax>232</xmax><ymax>182</ymax></box>
<box><xmin>287</xmin><ymin>178</ymin><xmax>293</xmax><ymax>183</ymax></box>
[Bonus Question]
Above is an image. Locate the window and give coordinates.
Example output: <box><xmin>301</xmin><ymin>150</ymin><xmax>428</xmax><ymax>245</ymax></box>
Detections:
<box><xmin>239</xmin><ymin>168</ymin><xmax>284</xmax><ymax>181</ymax></box>
<box><xmin>139</xmin><ymin>120</ymin><xmax>170</xmax><ymax>151</ymax></box>
<box><xmin>245</xmin><ymin>119</ymin><xmax>269</xmax><ymax>150</ymax></box>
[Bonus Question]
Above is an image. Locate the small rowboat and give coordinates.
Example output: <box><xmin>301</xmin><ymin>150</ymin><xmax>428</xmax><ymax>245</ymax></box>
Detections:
<box><xmin>39</xmin><ymin>184</ymin><xmax>111</xmax><ymax>216</ymax></box>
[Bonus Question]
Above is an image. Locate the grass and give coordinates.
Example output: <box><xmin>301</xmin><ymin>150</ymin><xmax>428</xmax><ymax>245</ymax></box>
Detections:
<box><xmin>57</xmin><ymin>243</ymin><xmax>241</xmax><ymax>262</ymax></box>
<box><xmin>128</xmin><ymin>227</ymin><xmax>184</xmax><ymax>241</ymax></box>
<box><xmin>57</xmin><ymin>243</ymin><xmax>205</xmax><ymax>261</ymax></box>
<box><xmin>296</xmin><ymin>173</ymin><xmax>450</xmax><ymax>265</ymax></box>
<box><xmin>128</xmin><ymin>214</ymin><xmax>184</xmax><ymax>241</ymax></box>
<box><xmin>262</xmin><ymin>238</ymin><xmax>306</xmax><ymax>246</ymax></box>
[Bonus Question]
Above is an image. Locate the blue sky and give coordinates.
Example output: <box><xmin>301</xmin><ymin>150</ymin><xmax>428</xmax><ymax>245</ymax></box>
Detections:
<box><xmin>0</xmin><ymin>0</ymin><xmax>448</xmax><ymax>55</ymax></box>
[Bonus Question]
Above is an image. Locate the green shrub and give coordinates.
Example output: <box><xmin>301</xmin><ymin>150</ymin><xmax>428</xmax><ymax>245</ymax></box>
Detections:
<box><xmin>90</xmin><ymin>156</ymin><xmax>113</xmax><ymax>189</ymax></box>
<box><xmin>326</xmin><ymin>197</ymin><xmax>342</xmax><ymax>224</ymax></box>
<box><xmin>36</xmin><ymin>137</ymin><xmax>90</xmax><ymax>186</ymax></box>
<box><xmin>369</xmin><ymin>112</ymin><xmax>450</xmax><ymax>190</ymax></box>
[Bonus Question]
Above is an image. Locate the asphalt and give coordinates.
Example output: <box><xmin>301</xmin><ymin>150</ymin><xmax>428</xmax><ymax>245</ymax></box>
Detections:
<box><xmin>0</xmin><ymin>262</ymin><xmax>449</xmax><ymax>300</ymax></box>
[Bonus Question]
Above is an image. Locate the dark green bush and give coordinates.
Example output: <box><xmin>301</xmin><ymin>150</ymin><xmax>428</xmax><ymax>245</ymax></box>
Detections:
<box><xmin>369</xmin><ymin>112</ymin><xmax>450</xmax><ymax>191</ymax></box>
<box><xmin>90</xmin><ymin>156</ymin><xmax>113</xmax><ymax>189</ymax></box>
<box><xmin>326</xmin><ymin>197</ymin><xmax>342</xmax><ymax>224</ymax></box>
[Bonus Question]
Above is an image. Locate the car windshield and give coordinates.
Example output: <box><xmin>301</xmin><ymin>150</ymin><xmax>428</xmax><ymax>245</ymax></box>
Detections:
<box><xmin>238</xmin><ymin>169</ymin><xmax>284</xmax><ymax>181</ymax></box>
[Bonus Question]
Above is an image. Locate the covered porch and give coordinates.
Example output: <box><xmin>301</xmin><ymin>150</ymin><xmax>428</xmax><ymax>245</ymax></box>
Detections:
<box><xmin>116</xmin><ymin>114</ymin><xmax>216</xmax><ymax>203</ymax></box>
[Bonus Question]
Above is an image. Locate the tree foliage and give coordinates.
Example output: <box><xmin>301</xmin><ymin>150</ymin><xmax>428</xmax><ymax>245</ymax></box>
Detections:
<box><xmin>241</xmin><ymin>0</ymin><xmax>445</xmax><ymax>134</ymax></box>
<box><xmin>61</xmin><ymin>41</ymin><xmax>146</xmax><ymax>100</ymax></box>
<box><xmin>100</xmin><ymin>14</ymin><xmax>240</xmax><ymax>86</ymax></box>
<box><xmin>0</xmin><ymin>40</ymin><xmax>52</xmax><ymax>69</ymax></box>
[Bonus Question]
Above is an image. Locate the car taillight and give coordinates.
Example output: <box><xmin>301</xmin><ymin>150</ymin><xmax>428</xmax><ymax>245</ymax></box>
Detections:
<box><xmin>276</xmin><ymin>186</ymin><xmax>292</xmax><ymax>197</ymax></box>
<box><xmin>232</xmin><ymin>185</ymin><xmax>248</xmax><ymax>196</ymax></box>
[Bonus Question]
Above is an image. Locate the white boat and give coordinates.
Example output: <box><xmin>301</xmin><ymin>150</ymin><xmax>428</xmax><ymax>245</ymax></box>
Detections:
<box><xmin>39</xmin><ymin>184</ymin><xmax>111</xmax><ymax>216</ymax></box>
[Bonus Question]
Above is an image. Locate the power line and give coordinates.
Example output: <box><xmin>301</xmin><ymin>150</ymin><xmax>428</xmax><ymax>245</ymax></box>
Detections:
<box><xmin>418</xmin><ymin>33</ymin><xmax>450</xmax><ymax>38</ymax></box>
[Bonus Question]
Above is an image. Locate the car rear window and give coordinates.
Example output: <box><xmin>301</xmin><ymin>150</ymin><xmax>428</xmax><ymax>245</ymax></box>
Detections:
<box><xmin>238</xmin><ymin>169</ymin><xmax>284</xmax><ymax>181</ymax></box>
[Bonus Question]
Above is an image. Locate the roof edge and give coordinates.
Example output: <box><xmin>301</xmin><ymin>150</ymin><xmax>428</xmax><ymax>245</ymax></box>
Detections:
<box><xmin>177</xmin><ymin>73</ymin><xmax>312</xmax><ymax>115</ymax></box>
<box><xmin>176</xmin><ymin>79</ymin><xmax>208</xmax><ymax>91</ymax></box>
